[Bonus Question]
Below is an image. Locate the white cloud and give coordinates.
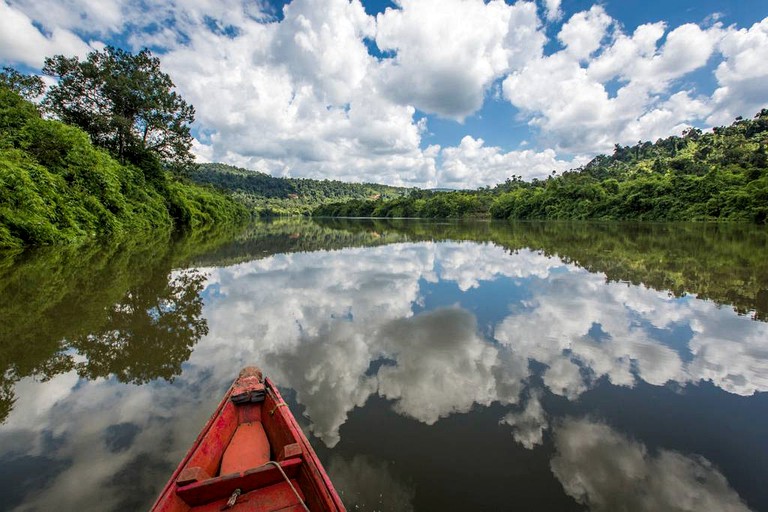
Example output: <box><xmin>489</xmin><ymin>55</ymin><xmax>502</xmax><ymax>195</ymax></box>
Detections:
<box><xmin>376</xmin><ymin>307</ymin><xmax>525</xmax><ymax>425</ymax></box>
<box><xmin>557</xmin><ymin>6</ymin><xmax>613</xmax><ymax>61</ymax></box>
<box><xmin>551</xmin><ymin>418</ymin><xmax>752</xmax><ymax>511</ymax></box>
<box><xmin>440</xmin><ymin>135</ymin><xmax>588</xmax><ymax>187</ymax></box>
<box><xmin>0</xmin><ymin>0</ymin><xmax>96</xmax><ymax>67</ymax></box>
<box><xmin>4</xmin><ymin>0</ymin><xmax>124</xmax><ymax>35</ymax></box>
<box><xmin>435</xmin><ymin>241</ymin><xmax>556</xmax><ymax>290</ymax></box>
<box><xmin>634</xmin><ymin>23</ymin><xmax>722</xmax><ymax>87</ymax></box>
<box><xmin>587</xmin><ymin>22</ymin><xmax>668</xmax><ymax>83</ymax></box>
<box><xmin>542</xmin><ymin>0</ymin><xmax>562</xmax><ymax>23</ymax></box>
<box><xmin>493</xmin><ymin>265</ymin><xmax>768</xmax><ymax>399</ymax></box>
<box><xmin>2</xmin><ymin>0</ymin><xmax>768</xmax><ymax>188</ymax></box>
<box><xmin>375</xmin><ymin>0</ymin><xmax>544</xmax><ymax>120</ymax></box>
<box><xmin>501</xmin><ymin>7</ymin><xmax>732</xmax><ymax>154</ymax></box>
<box><xmin>708</xmin><ymin>17</ymin><xmax>768</xmax><ymax>125</ymax></box>
<box><xmin>0</xmin><ymin>369</ymin><xmax>235</xmax><ymax>511</ymax></box>
<box><xmin>500</xmin><ymin>388</ymin><xmax>548</xmax><ymax>449</ymax></box>
<box><xmin>501</xmin><ymin>10</ymin><xmax>768</xmax><ymax>159</ymax></box>
<box><xmin>158</xmin><ymin>0</ymin><xmax>440</xmax><ymax>186</ymax></box>
<box><xmin>195</xmin><ymin>242</ymin><xmax>539</xmax><ymax>445</ymax></box>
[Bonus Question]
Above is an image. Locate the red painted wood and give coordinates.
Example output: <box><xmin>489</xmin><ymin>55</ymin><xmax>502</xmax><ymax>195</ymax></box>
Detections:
<box><xmin>265</xmin><ymin>380</ymin><xmax>345</xmax><ymax>512</ymax></box>
<box><xmin>278</xmin><ymin>443</ymin><xmax>302</xmax><ymax>461</ymax></box>
<box><xmin>220</xmin><ymin>422</ymin><xmax>271</xmax><ymax>475</ymax></box>
<box><xmin>176</xmin><ymin>466</ymin><xmax>211</xmax><ymax>487</ymax></box>
<box><xmin>191</xmin><ymin>480</ymin><xmax>305</xmax><ymax>512</ymax></box>
<box><xmin>185</xmin><ymin>399</ymin><xmax>239</xmax><ymax>478</ymax></box>
<box><xmin>150</xmin><ymin>368</ymin><xmax>346</xmax><ymax>512</ymax></box>
<box><xmin>177</xmin><ymin>459</ymin><xmax>302</xmax><ymax>506</ymax></box>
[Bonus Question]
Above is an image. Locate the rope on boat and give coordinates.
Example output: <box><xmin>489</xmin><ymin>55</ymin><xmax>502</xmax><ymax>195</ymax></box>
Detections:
<box><xmin>222</xmin><ymin>488</ymin><xmax>241</xmax><ymax>509</ymax></box>
<box><xmin>219</xmin><ymin>462</ymin><xmax>310</xmax><ymax>511</ymax></box>
<box><xmin>261</xmin><ymin>388</ymin><xmax>310</xmax><ymax>510</ymax></box>
<box><xmin>264</xmin><ymin>460</ymin><xmax>310</xmax><ymax>512</ymax></box>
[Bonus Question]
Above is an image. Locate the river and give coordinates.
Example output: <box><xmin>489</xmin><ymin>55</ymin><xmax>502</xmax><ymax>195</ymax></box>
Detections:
<box><xmin>0</xmin><ymin>218</ymin><xmax>766</xmax><ymax>511</ymax></box>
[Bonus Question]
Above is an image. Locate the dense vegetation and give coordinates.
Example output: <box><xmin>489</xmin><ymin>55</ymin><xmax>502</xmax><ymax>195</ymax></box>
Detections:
<box><xmin>0</xmin><ymin>51</ymin><xmax>247</xmax><ymax>250</ymax></box>
<box><xmin>192</xmin><ymin>163</ymin><xmax>410</xmax><ymax>216</ymax></box>
<box><xmin>315</xmin><ymin>110</ymin><xmax>768</xmax><ymax>223</ymax></box>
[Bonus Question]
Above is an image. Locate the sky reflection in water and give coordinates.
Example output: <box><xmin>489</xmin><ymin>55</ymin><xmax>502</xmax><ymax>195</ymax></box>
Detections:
<box><xmin>0</xmin><ymin>220</ymin><xmax>766</xmax><ymax>511</ymax></box>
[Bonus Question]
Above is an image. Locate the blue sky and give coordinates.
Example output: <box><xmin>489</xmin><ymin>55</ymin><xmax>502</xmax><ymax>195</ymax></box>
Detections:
<box><xmin>1</xmin><ymin>0</ymin><xmax>767</xmax><ymax>187</ymax></box>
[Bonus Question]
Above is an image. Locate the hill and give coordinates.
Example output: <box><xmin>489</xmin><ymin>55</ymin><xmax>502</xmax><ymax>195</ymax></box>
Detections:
<box><xmin>191</xmin><ymin>163</ymin><xmax>411</xmax><ymax>216</ymax></box>
<box><xmin>314</xmin><ymin>110</ymin><xmax>768</xmax><ymax>223</ymax></box>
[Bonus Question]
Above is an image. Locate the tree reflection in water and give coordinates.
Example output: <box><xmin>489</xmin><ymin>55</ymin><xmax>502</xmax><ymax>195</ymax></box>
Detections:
<box><xmin>1</xmin><ymin>218</ymin><xmax>766</xmax><ymax>510</ymax></box>
<box><xmin>70</xmin><ymin>269</ymin><xmax>208</xmax><ymax>385</ymax></box>
<box><xmin>0</xmin><ymin>235</ymin><xmax>211</xmax><ymax>422</ymax></box>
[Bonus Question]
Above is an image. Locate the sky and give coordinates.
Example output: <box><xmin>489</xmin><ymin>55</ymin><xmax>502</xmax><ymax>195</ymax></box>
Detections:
<box><xmin>1</xmin><ymin>0</ymin><xmax>767</xmax><ymax>188</ymax></box>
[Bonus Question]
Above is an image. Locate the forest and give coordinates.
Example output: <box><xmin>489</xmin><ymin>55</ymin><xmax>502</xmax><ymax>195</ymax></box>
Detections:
<box><xmin>0</xmin><ymin>49</ymin><xmax>247</xmax><ymax>250</ymax></box>
<box><xmin>314</xmin><ymin>110</ymin><xmax>768</xmax><ymax>223</ymax></box>
<box><xmin>191</xmin><ymin>163</ymin><xmax>410</xmax><ymax>216</ymax></box>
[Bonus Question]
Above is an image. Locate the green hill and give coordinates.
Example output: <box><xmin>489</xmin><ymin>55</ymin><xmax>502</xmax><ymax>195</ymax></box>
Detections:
<box><xmin>314</xmin><ymin>110</ymin><xmax>768</xmax><ymax>223</ymax></box>
<box><xmin>192</xmin><ymin>163</ymin><xmax>411</xmax><ymax>216</ymax></box>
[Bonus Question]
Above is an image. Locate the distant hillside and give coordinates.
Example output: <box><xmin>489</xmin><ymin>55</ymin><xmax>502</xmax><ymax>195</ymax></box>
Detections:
<box><xmin>315</xmin><ymin>109</ymin><xmax>768</xmax><ymax>223</ymax></box>
<box><xmin>191</xmin><ymin>163</ymin><xmax>411</xmax><ymax>215</ymax></box>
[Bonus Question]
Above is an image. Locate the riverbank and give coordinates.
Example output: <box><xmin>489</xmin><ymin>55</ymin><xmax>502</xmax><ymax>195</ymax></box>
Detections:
<box><xmin>313</xmin><ymin>110</ymin><xmax>768</xmax><ymax>223</ymax></box>
<box><xmin>0</xmin><ymin>87</ymin><xmax>248</xmax><ymax>250</ymax></box>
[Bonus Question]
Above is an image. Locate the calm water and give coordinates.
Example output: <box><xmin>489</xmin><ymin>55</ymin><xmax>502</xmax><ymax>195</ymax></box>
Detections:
<box><xmin>1</xmin><ymin>219</ymin><xmax>767</xmax><ymax>511</ymax></box>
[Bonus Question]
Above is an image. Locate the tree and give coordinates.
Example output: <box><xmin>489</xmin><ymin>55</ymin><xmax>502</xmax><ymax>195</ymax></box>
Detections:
<box><xmin>0</xmin><ymin>67</ymin><xmax>45</xmax><ymax>101</ymax></box>
<box><xmin>42</xmin><ymin>46</ymin><xmax>195</xmax><ymax>169</ymax></box>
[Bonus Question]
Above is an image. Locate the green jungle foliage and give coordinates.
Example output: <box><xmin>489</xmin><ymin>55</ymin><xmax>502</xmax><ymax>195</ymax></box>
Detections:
<box><xmin>0</xmin><ymin>86</ymin><xmax>247</xmax><ymax>249</ymax></box>
<box><xmin>186</xmin><ymin>216</ymin><xmax>414</xmax><ymax>267</ymax></box>
<box><xmin>0</xmin><ymin>66</ymin><xmax>45</xmax><ymax>100</ymax></box>
<box><xmin>314</xmin><ymin>189</ymin><xmax>493</xmax><ymax>218</ymax></box>
<box><xmin>191</xmin><ymin>163</ymin><xmax>410</xmax><ymax>216</ymax></box>
<box><xmin>315</xmin><ymin>110</ymin><xmax>768</xmax><ymax>223</ymax></box>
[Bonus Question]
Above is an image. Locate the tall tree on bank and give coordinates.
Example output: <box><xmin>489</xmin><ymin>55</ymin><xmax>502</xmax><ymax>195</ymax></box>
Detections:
<box><xmin>42</xmin><ymin>46</ymin><xmax>195</xmax><ymax>170</ymax></box>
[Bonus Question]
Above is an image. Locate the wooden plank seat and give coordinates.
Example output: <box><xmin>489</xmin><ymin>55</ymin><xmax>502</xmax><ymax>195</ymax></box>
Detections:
<box><xmin>176</xmin><ymin>458</ymin><xmax>303</xmax><ymax>506</ymax></box>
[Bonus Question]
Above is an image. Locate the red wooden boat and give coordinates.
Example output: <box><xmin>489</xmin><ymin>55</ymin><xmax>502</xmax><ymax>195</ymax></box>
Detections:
<box><xmin>151</xmin><ymin>367</ymin><xmax>345</xmax><ymax>512</ymax></box>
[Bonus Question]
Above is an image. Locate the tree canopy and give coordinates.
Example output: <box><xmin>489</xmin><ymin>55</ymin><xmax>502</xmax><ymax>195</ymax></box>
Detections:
<box><xmin>42</xmin><ymin>46</ymin><xmax>195</xmax><ymax>169</ymax></box>
<box><xmin>0</xmin><ymin>67</ymin><xmax>45</xmax><ymax>101</ymax></box>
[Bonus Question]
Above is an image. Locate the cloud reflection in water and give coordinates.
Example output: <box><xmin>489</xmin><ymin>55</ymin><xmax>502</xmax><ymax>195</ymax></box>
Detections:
<box><xmin>550</xmin><ymin>417</ymin><xmax>752</xmax><ymax>512</ymax></box>
<box><xmin>1</xmin><ymin>239</ymin><xmax>765</xmax><ymax>510</ymax></box>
